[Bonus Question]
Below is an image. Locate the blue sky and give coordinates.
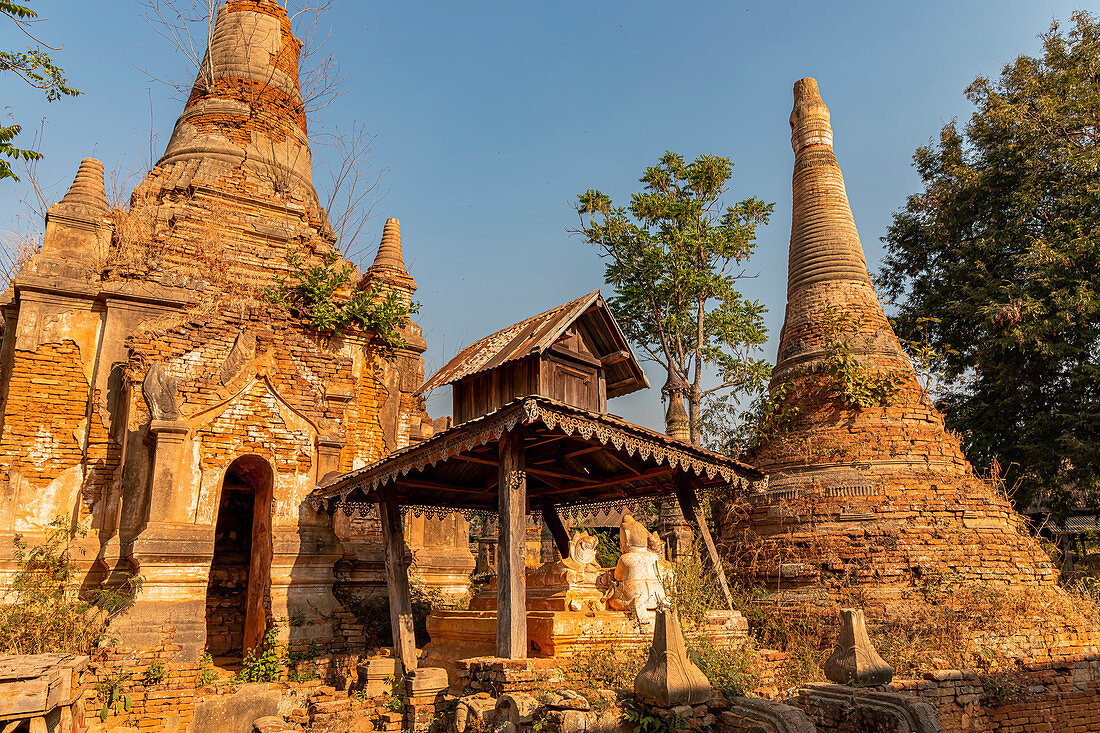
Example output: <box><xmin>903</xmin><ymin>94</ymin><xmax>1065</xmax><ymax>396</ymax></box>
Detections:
<box><xmin>1</xmin><ymin>1</ymin><xmax>1082</xmax><ymax>431</ymax></box>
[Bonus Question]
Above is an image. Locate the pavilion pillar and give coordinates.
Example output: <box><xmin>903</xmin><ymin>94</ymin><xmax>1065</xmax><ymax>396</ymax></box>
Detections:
<box><xmin>380</xmin><ymin>486</ymin><xmax>417</xmax><ymax>676</ymax></box>
<box><xmin>673</xmin><ymin>470</ymin><xmax>735</xmax><ymax>610</ymax></box>
<box><xmin>497</xmin><ymin>428</ymin><xmax>527</xmax><ymax>659</ymax></box>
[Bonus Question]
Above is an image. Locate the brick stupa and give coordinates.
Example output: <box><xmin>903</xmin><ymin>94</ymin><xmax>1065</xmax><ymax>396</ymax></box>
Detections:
<box><xmin>722</xmin><ymin>78</ymin><xmax>1060</xmax><ymax>613</ymax></box>
<box><xmin>0</xmin><ymin>0</ymin><xmax>471</xmax><ymax>662</ymax></box>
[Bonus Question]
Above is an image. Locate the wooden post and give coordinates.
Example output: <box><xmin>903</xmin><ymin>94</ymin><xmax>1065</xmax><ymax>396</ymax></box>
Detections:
<box><xmin>380</xmin><ymin>486</ymin><xmax>418</xmax><ymax>676</ymax></box>
<box><xmin>541</xmin><ymin>499</ymin><xmax>571</xmax><ymax>560</ymax></box>
<box><xmin>673</xmin><ymin>470</ymin><xmax>735</xmax><ymax>611</ymax></box>
<box><xmin>497</xmin><ymin>428</ymin><xmax>527</xmax><ymax>659</ymax></box>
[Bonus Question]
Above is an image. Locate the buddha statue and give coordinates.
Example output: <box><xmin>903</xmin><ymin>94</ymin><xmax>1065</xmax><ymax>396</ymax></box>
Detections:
<box><xmin>600</xmin><ymin>514</ymin><xmax>669</xmax><ymax>624</ymax></box>
<box><xmin>524</xmin><ymin>532</ymin><xmax>605</xmax><ymax>611</ymax></box>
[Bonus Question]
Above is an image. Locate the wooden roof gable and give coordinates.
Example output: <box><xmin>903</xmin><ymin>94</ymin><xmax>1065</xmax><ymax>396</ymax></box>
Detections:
<box><xmin>417</xmin><ymin>290</ymin><xmax>649</xmax><ymax>399</ymax></box>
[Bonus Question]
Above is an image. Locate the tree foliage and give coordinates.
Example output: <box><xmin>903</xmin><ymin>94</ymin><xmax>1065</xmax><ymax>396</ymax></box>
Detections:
<box><xmin>0</xmin><ymin>0</ymin><xmax>80</xmax><ymax>181</ymax></box>
<box><xmin>575</xmin><ymin>151</ymin><xmax>773</xmax><ymax>445</ymax></box>
<box><xmin>879</xmin><ymin>12</ymin><xmax>1100</xmax><ymax>515</ymax></box>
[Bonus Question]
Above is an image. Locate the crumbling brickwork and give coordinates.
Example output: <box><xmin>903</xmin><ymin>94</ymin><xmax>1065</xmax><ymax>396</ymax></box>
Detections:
<box><xmin>0</xmin><ymin>0</ymin><xmax>469</xmax><ymax>664</ymax></box>
<box><xmin>720</xmin><ymin>78</ymin><xmax>1100</xmax><ymax>667</ymax></box>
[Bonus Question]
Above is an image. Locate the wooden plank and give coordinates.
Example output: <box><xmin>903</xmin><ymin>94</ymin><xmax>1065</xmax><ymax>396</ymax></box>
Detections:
<box><xmin>673</xmin><ymin>471</ymin><xmax>735</xmax><ymax>611</ymax></box>
<box><xmin>541</xmin><ymin>500</ymin><xmax>571</xmax><ymax>559</ymax></box>
<box><xmin>497</xmin><ymin>428</ymin><xmax>528</xmax><ymax>659</ymax></box>
<box><xmin>380</xmin><ymin>487</ymin><xmax>418</xmax><ymax>676</ymax></box>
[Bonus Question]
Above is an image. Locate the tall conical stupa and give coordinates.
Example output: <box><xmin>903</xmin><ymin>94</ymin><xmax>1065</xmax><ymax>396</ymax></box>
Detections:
<box><xmin>121</xmin><ymin>0</ymin><xmax>335</xmax><ymax>290</ymax></box>
<box><xmin>722</xmin><ymin>78</ymin><xmax>1059</xmax><ymax>615</ymax></box>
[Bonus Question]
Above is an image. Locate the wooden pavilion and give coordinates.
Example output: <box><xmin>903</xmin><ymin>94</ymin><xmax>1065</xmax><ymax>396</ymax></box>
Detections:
<box><xmin>311</xmin><ymin>291</ymin><xmax>762</xmax><ymax>675</ymax></box>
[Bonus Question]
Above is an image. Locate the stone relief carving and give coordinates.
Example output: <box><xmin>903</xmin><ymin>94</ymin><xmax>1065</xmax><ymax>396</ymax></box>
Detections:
<box><xmin>142</xmin><ymin>362</ymin><xmax>179</xmax><ymax>421</ymax></box>
<box><xmin>218</xmin><ymin>329</ymin><xmax>257</xmax><ymax>386</ymax></box>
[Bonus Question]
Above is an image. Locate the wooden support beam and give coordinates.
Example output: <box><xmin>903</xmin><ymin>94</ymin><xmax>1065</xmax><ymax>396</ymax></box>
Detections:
<box><xmin>497</xmin><ymin>428</ymin><xmax>528</xmax><ymax>659</ymax></box>
<box><xmin>673</xmin><ymin>470</ymin><xmax>734</xmax><ymax>611</ymax></box>
<box><xmin>457</xmin><ymin>454</ymin><xmax>595</xmax><ymax>485</ymax></box>
<box><xmin>599</xmin><ymin>349</ymin><xmax>632</xmax><ymax>366</ymax></box>
<box><xmin>379</xmin><ymin>487</ymin><xmax>418</xmax><ymax>676</ymax></box>
<box><xmin>605</xmin><ymin>450</ymin><xmax>644</xmax><ymax>475</ymax></box>
<box><xmin>558</xmin><ymin>465</ymin><xmax>671</xmax><ymax>493</ymax></box>
<box><xmin>525</xmin><ymin>434</ymin><xmax>568</xmax><ymax>450</ymax></box>
<box><xmin>394</xmin><ymin>477</ymin><xmax>488</xmax><ymax>496</ymax></box>
<box><xmin>456</xmin><ymin>454</ymin><xmax>498</xmax><ymax>468</ymax></box>
<box><xmin>541</xmin><ymin>499</ymin><xmax>571</xmax><ymax>559</ymax></box>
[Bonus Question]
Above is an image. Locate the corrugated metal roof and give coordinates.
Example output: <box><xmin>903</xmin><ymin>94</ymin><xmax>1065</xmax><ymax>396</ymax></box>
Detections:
<box><xmin>1047</xmin><ymin>515</ymin><xmax>1100</xmax><ymax>534</ymax></box>
<box><xmin>417</xmin><ymin>290</ymin><xmax>647</xmax><ymax>397</ymax></box>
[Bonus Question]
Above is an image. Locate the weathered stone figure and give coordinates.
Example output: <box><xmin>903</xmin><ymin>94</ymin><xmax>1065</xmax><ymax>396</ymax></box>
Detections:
<box><xmin>601</xmin><ymin>514</ymin><xmax>668</xmax><ymax>623</ymax></box>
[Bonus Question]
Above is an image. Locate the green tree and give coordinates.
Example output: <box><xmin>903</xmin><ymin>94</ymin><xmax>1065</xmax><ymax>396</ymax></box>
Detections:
<box><xmin>879</xmin><ymin>12</ymin><xmax>1100</xmax><ymax>515</ymax></box>
<box><xmin>575</xmin><ymin>151</ymin><xmax>774</xmax><ymax>446</ymax></box>
<box><xmin>1</xmin><ymin>0</ymin><xmax>80</xmax><ymax>181</ymax></box>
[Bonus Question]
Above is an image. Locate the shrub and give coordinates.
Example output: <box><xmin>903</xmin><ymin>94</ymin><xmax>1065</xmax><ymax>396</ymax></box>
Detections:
<box><xmin>197</xmin><ymin>653</ymin><xmax>217</xmax><ymax>687</ymax></box>
<box><xmin>143</xmin><ymin>661</ymin><xmax>165</xmax><ymax>686</ymax></box>
<box><xmin>818</xmin><ymin>305</ymin><xmax>902</xmax><ymax>408</ymax></box>
<box><xmin>234</xmin><ymin>627</ymin><xmax>282</xmax><ymax>683</ymax></box>
<box><xmin>0</xmin><ymin>518</ymin><xmax>139</xmax><ymax>655</ymax></box>
<box><xmin>266</xmin><ymin>249</ymin><xmax>416</xmax><ymax>348</ymax></box>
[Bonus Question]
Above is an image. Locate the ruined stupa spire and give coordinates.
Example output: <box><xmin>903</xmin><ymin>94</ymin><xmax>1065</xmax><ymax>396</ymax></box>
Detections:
<box><xmin>365</xmin><ymin>217</ymin><xmax>417</xmax><ymax>300</ymax></box>
<box><xmin>720</xmin><ymin>78</ymin><xmax>1059</xmax><ymax>618</ymax></box>
<box><xmin>788</xmin><ymin>77</ymin><xmax>869</xmax><ymax>293</ymax></box>
<box><xmin>371</xmin><ymin>218</ymin><xmax>409</xmax><ymax>275</ymax></box>
<box><xmin>58</xmin><ymin>158</ymin><xmax>109</xmax><ymax>213</ymax></box>
<box><xmin>156</xmin><ymin>0</ymin><xmax>318</xmax><ymax>202</ymax></box>
<box><xmin>773</xmin><ymin>77</ymin><xmax>912</xmax><ymax>384</ymax></box>
<box><xmin>41</xmin><ymin>157</ymin><xmax>111</xmax><ymax>260</ymax></box>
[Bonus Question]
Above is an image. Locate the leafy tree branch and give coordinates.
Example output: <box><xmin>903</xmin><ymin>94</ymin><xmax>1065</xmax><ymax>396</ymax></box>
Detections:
<box><xmin>574</xmin><ymin>151</ymin><xmax>773</xmax><ymax>445</ymax></box>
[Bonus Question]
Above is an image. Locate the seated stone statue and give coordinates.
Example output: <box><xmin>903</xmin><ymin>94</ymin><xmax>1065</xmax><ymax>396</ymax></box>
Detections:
<box><xmin>525</xmin><ymin>531</ymin><xmax>604</xmax><ymax>611</ymax></box>
<box><xmin>599</xmin><ymin>514</ymin><xmax>668</xmax><ymax>624</ymax></box>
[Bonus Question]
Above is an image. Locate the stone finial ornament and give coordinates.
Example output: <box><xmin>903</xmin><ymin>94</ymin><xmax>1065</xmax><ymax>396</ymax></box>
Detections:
<box><xmin>57</xmin><ymin>158</ymin><xmax>109</xmax><ymax>213</ymax></box>
<box><xmin>40</xmin><ymin>157</ymin><xmax>112</xmax><ymax>261</ymax></box>
<box><xmin>823</xmin><ymin>608</ymin><xmax>893</xmax><ymax>686</ymax></box>
<box><xmin>634</xmin><ymin>609</ymin><xmax>712</xmax><ymax>707</ymax></box>
<box><xmin>661</xmin><ymin>371</ymin><xmax>691</xmax><ymax>442</ymax></box>
<box><xmin>142</xmin><ymin>363</ymin><xmax>180</xmax><ymax>422</ymax></box>
<box><xmin>371</xmin><ymin>217</ymin><xmax>409</xmax><ymax>275</ymax></box>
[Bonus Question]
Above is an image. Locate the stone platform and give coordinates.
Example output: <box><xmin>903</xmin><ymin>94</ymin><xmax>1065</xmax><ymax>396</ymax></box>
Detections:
<box><xmin>422</xmin><ymin>608</ymin><xmax>748</xmax><ymax>680</ymax></box>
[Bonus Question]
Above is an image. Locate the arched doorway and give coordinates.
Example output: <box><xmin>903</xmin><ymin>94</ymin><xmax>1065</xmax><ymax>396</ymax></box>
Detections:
<box><xmin>205</xmin><ymin>455</ymin><xmax>274</xmax><ymax>658</ymax></box>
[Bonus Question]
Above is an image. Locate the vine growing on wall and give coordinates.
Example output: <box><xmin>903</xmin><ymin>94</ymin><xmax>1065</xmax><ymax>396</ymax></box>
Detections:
<box><xmin>265</xmin><ymin>249</ymin><xmax>417</xmax><ymax>351</ymax></box>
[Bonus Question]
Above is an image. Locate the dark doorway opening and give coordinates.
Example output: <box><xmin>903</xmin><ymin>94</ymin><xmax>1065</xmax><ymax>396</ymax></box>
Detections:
<box><xmin>205</xmin><ymin>455</ymin><xmax>274</xmax><ymax>658</ymax></box>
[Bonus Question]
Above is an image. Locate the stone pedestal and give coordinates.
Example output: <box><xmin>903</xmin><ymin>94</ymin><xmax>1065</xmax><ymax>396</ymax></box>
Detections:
<box><xmin>115</xmin><ymin>521</ymin><xmax>214</xmax><ymax>660</ymax></box>
<box><xmin>404</xmin><ymin>667</ymin><xmax>450</xmax><ymax>732</ymax></box>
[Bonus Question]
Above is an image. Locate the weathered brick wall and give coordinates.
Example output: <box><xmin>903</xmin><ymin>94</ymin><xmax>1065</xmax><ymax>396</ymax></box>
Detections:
<box><xmin>83</xmin><ymin>649</ymin><xmax>409</xmax><ymax>733</ymax></box>
<box><xmin>0</xmin><ymin>339</ymin><xmax>119</xmax><ymax>530</ymax></box>
<box><xmin>892</xmin><ymin>659</ymin><xmax>1100</xmax><ymax>733</ymax></box>
<box><xmin>125</xmin><ymin>302</ymin><xmax>386</xmax><ymax>491</ymax></box>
